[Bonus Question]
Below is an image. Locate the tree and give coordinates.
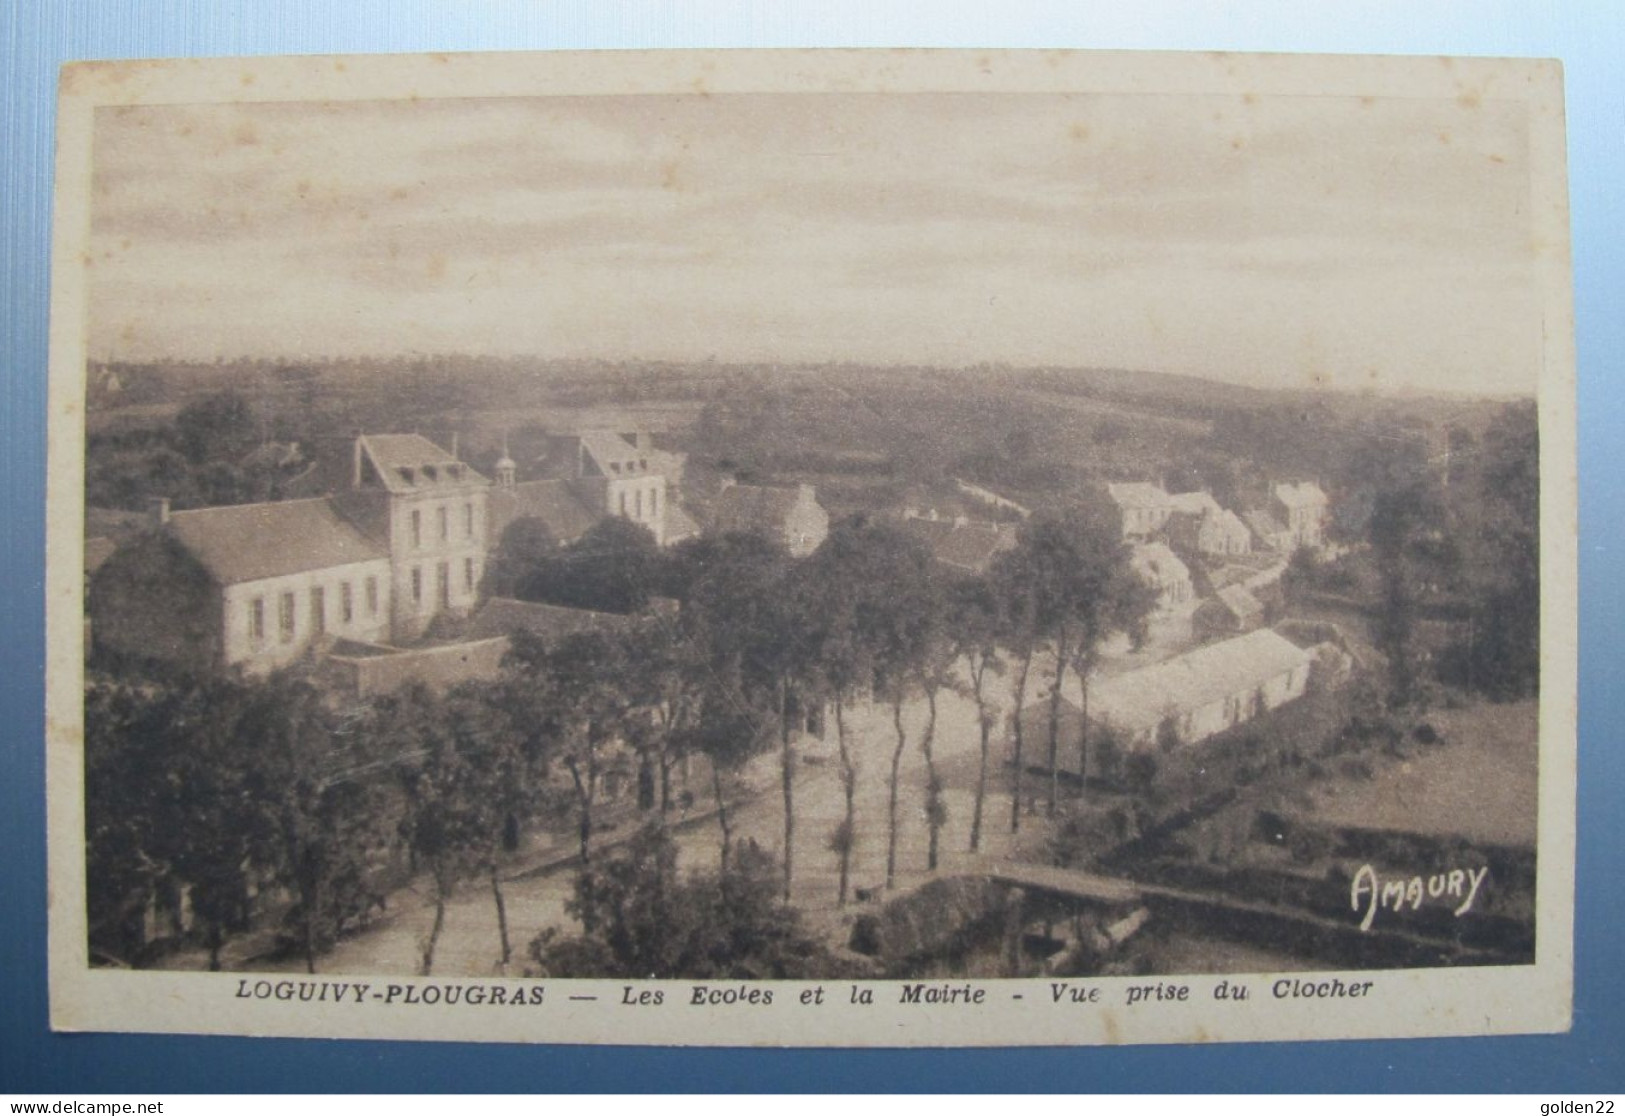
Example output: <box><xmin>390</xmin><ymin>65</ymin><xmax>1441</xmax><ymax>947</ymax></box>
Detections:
<box><xmin>152</xmin><ymin>678</ymin><xmax>275</xmax><ymax>972</ymax></box>
<box><xmin>989</xmin><ymin>545</ymin><xmax>1042</xmax><ymax>835</ymax></box>
<box><xmin>174</xmin><ymin>389</ymin><xmax>258</xmax><ymax>465</ymax></box>
<box><xmin>1452</xmin><ymin>401</ymin><xmax>1539</xmax><ymax>698</ymax></box>
<box><xmin>681</xmin><ymin>692</ymin><xmax>770</xmax><ymax>874</ymax></box>
<box><xmin>849</xmin><ymin>521</ymin><xmax>940</xmax><ymax>889</ymax></box>
<box><xmin>1061</xmin><ymin>516</ymin><xmax>1156</xmax><ymax>804</ymax></box>
<box><xmin>483</xmin><ymin>517</ymin><xmax>559</xmax><ymax>599</ymax></box>
<box><xmin>1369</xmin><ymin>481</ymin><xmax>1454</xmax><ymax>707</ymax></box>
<box><xmin>949</xmin><ymin>576</ymin><xmax>1004</xmax><ymax>853</ymax></box>
<box><xmin>1009</xmin><ymin>505</ymin><xmax>1152</xmax><ymax>815</ymax></box>
<box><xmin>800</xmin><ymin>519</ymin><xmax>878</xmax><ymax>904</ymax></box>
<box><xmin>504</xmin><ymin>628</ymin><xmax>638</xmax><ymax>871</ymax></box>
<box><xmin>84</xmin><ymin>679</ymin><xmax>183</xmax><ymax>965</ymax></box>
<box><xmin>241</xmin><ymin>674</ymin><xmax>394</xmax><ymax>974</ymax></box>
<box><xmin>621</xmin><ymin>605</ymin><xmax>708</xmax><ymax>818</ymax></box>
<box><xmin>1015</xmin><ymin>516</ymin><xmax>1080</xmax><ymax>817</ymax></box>
<box><xmin>518</xmin><ymin>516</ymin><xmax>660</xmax><ymax>614</ymax></box>
<box><xmin>386</xmin><ymin>683</ymin><xmax>530</xmax><ymax>973</ymax></box>
<box><xmin>679</xmin><ymin>531</ymin><xmax>811</xmax><ymax>900</ymax></box>
<box><xmin>529</xmin><ymin>826</ymin><xmax>832</xmax><ymax>979</ymax></box>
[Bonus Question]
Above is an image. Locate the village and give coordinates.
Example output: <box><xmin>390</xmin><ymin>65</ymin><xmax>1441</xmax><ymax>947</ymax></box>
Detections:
<box><xmin>80</xmin><ymin>366</ymin><xmax>1540</xmax><ymax>981</ymax></box>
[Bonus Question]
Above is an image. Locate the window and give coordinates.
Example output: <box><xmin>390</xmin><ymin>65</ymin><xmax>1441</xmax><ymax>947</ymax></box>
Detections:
<box><xmin>366</xmin><ymin>576</ymin><xmax>379</xmax><ymax>616</ymax></box>
<box><xmin>248</xmin><ymin>597</ymin><xmax>265</xmax><ymax>643</ymax></box>
<box><xmin>464</xmin><ymin>556</ymin><xmax>475</xmax><ymax>592</ymax></box>
<box><xmin>651</xmin><ymin>487</ymin><xmax>659</xmax><ymax>518</ymax></box>
<box><xmin>635</xmin><ymin>489</ymin><xmax>643</xmax><ymax>519</ymax></box>
<box><xmin>411</xmin><ymin>567</ymin><xmax>422</xmax><ymax>606</ymax></box>
<box><xmin>465</xmin><ymin>502</ymin><xmax>474</xmax><ymax>538</ymax></box>
<box><xmin>311</xmin><ymin>586</ymin><xmax>325</xmax><ymax>634</ymax></box>
<box><xmin>341</xmin><ymin>581</ymin><xmax>353</xmax><ymax>624</ymax></box>
<box><xmin>411</xmin><ymin>509</ymin><xmax>422</xmax><ymax>547</ymax></box>
<box><xmin>279</xmin><ymin>592</ymin><xmax>296</xmax><ymax>642</ymax></box>
<box><xmin>619</xmin><ymin>490</ymin><xmax>628</xmax><ymax>516</ymax></box>
<box><xmin>437</xmin><ymin>562</ymin><xmax>450</xmax><ymax>609</ymax></box>
<box><xmin>438</xmin><ymin>505</ymin><xmax>448</xmax><ymax>541</ymax></box>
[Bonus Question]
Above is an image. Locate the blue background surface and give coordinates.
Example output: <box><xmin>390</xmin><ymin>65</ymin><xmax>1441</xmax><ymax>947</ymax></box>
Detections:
<box><xmin>2</xmin><ymin>0</ymin><xmax>1619</xmax><ymax>1093</ymax></box>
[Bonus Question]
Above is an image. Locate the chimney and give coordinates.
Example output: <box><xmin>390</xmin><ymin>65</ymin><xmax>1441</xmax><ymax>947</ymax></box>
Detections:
<box><xmin>353</xmin><ymin>431</ymin><xmax>365</xmax><ymax>488</ymax></box>
<box><xmin>450</xmin><ymin>432</ymin><xmax>459</xmax><ymax>460</ymax></box>
<box><xmin>148</xmin><ymin>496</ymin><xmax>171</xmax><ymax>528</ymax></box>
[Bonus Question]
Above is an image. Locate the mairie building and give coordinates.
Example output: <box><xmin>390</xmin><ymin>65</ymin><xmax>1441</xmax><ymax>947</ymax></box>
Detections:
<box><xmin>89</xmin><ymin>431</ymin><xmax>687</xmax><ymax>677</ymax></box>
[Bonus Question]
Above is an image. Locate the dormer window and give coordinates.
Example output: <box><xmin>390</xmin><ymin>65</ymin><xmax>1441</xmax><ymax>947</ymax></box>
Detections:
<box><xmin>423</xmin><ymin>464</ymin><xmax>439</xmax><ymax>482</ymax></box>
<box><xmin>397</xmin><ymin>467</ymin><xmax>416</xmax><ymax>485</ymax></box>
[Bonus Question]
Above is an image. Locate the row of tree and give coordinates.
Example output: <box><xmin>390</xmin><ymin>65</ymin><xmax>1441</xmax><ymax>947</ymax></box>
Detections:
<box><xmin>87</xmin><ymin>503</ymin><xmax>1157</xmax><ymax>973</ymax></box>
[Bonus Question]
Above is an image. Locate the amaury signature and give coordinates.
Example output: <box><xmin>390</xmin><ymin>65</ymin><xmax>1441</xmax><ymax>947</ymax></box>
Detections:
<box><xmin>1349</xmin><ymin>863</ymin><xmax>1490</xmax><ymax>932</ymax></box>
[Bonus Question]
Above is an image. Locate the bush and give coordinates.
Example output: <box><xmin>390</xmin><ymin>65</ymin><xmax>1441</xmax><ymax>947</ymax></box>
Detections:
<box><xmin>529</xmin><ymin>827</ymin><xmax>834</xmax><ymax>979</ymax></box>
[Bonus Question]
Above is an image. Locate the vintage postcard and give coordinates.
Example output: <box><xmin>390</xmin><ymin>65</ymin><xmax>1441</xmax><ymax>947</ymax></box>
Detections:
<box><xmin>46</xmin><ymin>48</ymin><xmax>1576</xmax><ymax>1046</ymax></box>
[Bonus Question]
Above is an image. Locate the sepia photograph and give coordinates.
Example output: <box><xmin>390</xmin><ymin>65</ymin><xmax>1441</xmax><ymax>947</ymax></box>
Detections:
<box><xmin>44</xmin><ymin>48</ymin><xmax>1576</xmax><ymax>1046</ymax></box>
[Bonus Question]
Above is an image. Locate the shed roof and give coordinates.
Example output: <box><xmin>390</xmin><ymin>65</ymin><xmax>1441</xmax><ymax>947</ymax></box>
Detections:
<box><xmin>166</xmin><ymin>498</ymin><xmax>387</xmax><ymax>585</ymax></box>
<box><xmin>1130</xmin><ymin>541</ymin><xmax>1190</xmax><ymax>585</ymax></box>
<box><xmin>1106</xmin><ymin>482</ymin><xmax>1170</xmax><ymax>510</ymax></box>
<box><xmin>578</xmin><ymin>431</ymin><xmax>645</xmax><ymax>476</ymax></box>
<box><xmin>1166</xmin><ymin>490</ymin><xmax>1220</xmax><ymax>516</ymax></box>
<box><xmin>1207</xmin><ymin>508</ymin><xmax>1252</xmax><ymax>538</ymax></box>
<box><xmin>84</xmin><ymin>537</ymin><xmax>119</xmax><ymax>578</ymax></box>
<box><xmin>360</xmin><ymin>434</ymin><xmax>487</xmax><ymax>493</ymax></box>
<box><xmin>1274</xmin><ymin>481</ymin><xmax>1328</xmax><ymax>508</ymax></box>
<box><xmin>85</xmin><ymin>506</ymin><xmax>151</xmax><ymax>544</ymax></box>
<box><xmin>1090</xmin><ymin>629</ymin><xmax>1310</xmax><ymax>733</ymax></box>
<box><xmin>488</xmin><ymin>480</ymin><xmax>601</xmax><ymax>546</ymax></box>
<box><xmin>1210</xmin><ymin>583</ymin><xmax>1265</xmax><ymax>621</ymax></box>
<box><xmin>901</xmin><ymin>516</ymin><xmax>1016</xmax><ymax>574</ymax></box>
<box><xmin>711</xmin><ymin>483</ymin><xmax>815</xmax><ymax>535</ymax></box>
<box><xmin>466</xmin><ymin>597</ymin><xmax>640</xmax><ymax>643</ymax></box>
<box><xmin>1243</xmin><ymin>508</ymin><xmax>1288</xmax><ymax>542</ymax></box>
<box><xmin>663</xmin><ymin>500</ymin><xmax>701</xmax><ymax>544</ymax></box>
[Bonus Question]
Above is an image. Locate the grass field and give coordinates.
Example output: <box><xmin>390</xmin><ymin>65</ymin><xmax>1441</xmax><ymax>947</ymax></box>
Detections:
<box><xmin>1297</xmin><ymin>699</ymin><xmax>1538</xmax><ymax>848</ymax></box>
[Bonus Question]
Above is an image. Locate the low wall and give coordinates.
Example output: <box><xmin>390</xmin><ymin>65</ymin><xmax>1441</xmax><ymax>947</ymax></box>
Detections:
<box><xmin>327</xmin><ymin>636</ymin><xmax>509</xmax><ymax>697</ymax></box>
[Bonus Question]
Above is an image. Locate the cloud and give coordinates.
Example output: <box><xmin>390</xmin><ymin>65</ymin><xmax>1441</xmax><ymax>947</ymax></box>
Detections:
<box><xmin>87</xmin><ymin>89</ymin><xmax>1540</xmax><ymax>395</ymax></box>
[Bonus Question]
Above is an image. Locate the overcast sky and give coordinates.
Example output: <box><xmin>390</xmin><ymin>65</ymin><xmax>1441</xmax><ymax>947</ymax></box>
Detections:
<box><xmin>89</xmin><ymin>90</ymin><xmax>1537</xmax><ymax>395</ymax></box>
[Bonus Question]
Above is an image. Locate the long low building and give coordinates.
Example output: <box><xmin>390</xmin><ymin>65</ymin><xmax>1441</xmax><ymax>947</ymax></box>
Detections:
<box><xmin>1020</xmin><ymin>629</ymin><xmax>1317</xmax><ymax>766</ymax></box>
<box><xmin>1094</xmin><ymin>628</ymin><xmax>1314</xmax><ymax>750</ymax></box>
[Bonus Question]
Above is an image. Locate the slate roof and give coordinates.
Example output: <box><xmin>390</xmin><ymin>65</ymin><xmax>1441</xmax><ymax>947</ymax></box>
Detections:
<box><xmin>577</xmin><ymin>431</ymin><xmax>646</xmax><ymax>477</ymax></box>
<box><xmin>901</xmin><ymin>517</ymin><xmax>1017</xmax><ymax>574</ymax></box>
<box><xmin>1243</xmin><ymin>509</ymin><xmax>1289</xmax><ymax>544</ymax></box>
<box><xmin>1209</xmin><ymin>583</ymin><xmax>1265</xmax><ymax>623</ymax></box>
<box><xmin>1130</xmin><ymin>541</ymin><xmax>1191</xmax><ymax>586</ymax></box>
<box><xmin>663</xmin><ymin>500</ymin><xmax>701</xmax><ymax>544</ymax></box>
<box><xmin>84</xmin><ymin>537</ymin><xmax>119</xmax><ymax>578</ymax></box>
<box><xmin>360</xmin><ymin>434</ymin><xmax>487</xmax><ymax>493</ymax></box>
<box><xmin>84</xmin><ymin>506</ymin><xmax>150</xmax><ymax>544</ymax></box>
<box><xmin>487</xmin><ymin>480</ymin><xmax>602</xmax><ymax>546</ymax></box>
<box><xmin>1274</xmin><ymin>481</ymin><xmax>1328</xmax><ymax>508</ymax></box>
<box><xmin>165</xmin><ymin>498</ymin><xmax>387</xmax><ymax>585</ymax></box>
<box><xmin>711</xmin><ymin>484</ymin><xmax>808</xmax><ymax>535</ymax></box>
<box><xmin>1208</xmin><ymin>507</ymin><xmax>1252</xmax><ymax>539</ymax></box>
<box><xmin>466</xmin><ymin>597</ymin><xmax>640</xmax><ymax>643</ymax></box>
<box><xmin>1166</xmin><ymin>491</ymin><xmax>1220</xmax><ymax>516</ymax></box>
<box><xmin>1106</xmin><ymin>482</ymin><xmax>1170</xmax><ymax>510</ymax></box>
<box><xmin>1089</xmin><ymin>629</ymin><xmax>1311</xmax><ymax>733</ymax></box>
